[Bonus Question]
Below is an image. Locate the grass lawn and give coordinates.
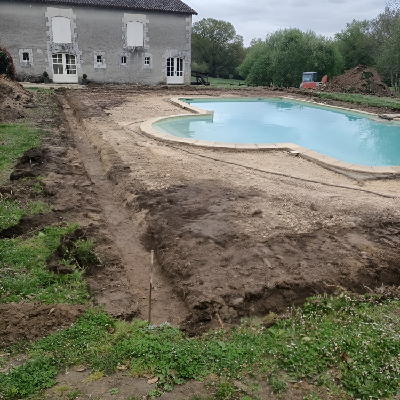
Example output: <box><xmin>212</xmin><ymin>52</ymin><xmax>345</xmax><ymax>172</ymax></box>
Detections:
<box><xmin>2</xmin><ymin>294</ymin><xmax>400</xmax><ymax>399</ymax></box>
<box><xmin>0</xmin><ymin>123</ymin><xmax>42</xmax><ymax>182</ymax></box>
<box><xmin>208</xmin><ymin>77</ymin><xmax>246</xmax><ymax>88</ymax></box>
<box><xmin>314</xmin><ymin>92</ymin><xmax>400</xmax><ymax>110</ymax></box>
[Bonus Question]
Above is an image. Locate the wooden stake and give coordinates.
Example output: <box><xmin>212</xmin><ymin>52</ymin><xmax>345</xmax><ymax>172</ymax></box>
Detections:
<box><xmin>216</xmin><ymin>312</ymin><xmax>225</xmax><ymax>329</ymax></box>
<box><xmin>148</xmin><ymin>250</ymin><xmax>154</xmax><ymax>325</ymax></box>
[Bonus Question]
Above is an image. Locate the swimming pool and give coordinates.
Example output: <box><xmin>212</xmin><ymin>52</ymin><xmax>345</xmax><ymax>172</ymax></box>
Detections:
<box><xmin>152</xmin><ymin>98</ymin><xmax>400</xmax><ymax>167</ymax></box>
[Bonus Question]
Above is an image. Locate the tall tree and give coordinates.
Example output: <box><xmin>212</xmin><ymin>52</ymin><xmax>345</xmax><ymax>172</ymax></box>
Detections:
<box><xmin>238</xmin><ymin>29</ymin><xmax>344</xmax><ymax>87</ymax></box>
<box><xmin>372</xmin><ymin>1</ymin><xmax>400</xmax><ymax>90</ymax></box>
<box><xmin>191</xmin><ymin>18</ymin><xmax>245</xmax><ymax>77</ymax></box>
<box><xmin>334</xmin><ymin>20</ymin><xmax>375</xmax><ymax>69</ymax></box>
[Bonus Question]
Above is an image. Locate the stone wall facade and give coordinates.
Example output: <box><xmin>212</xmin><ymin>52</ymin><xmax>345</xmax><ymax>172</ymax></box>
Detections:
<box><xmin>0</xmin><ymin>1</ymin><xmax>192</xmax><ymax>84</ymax></box>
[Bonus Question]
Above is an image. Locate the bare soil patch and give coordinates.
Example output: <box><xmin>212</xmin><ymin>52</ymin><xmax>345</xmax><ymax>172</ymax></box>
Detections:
<box><xmin>63</xmin><ymin>85</ymin><xmax>400</xmax><ymax>334</ymax></box>
<box><xmin>0</xmin><ymin>75</ymin><xmax>36</xmax><ymax>122</ymax></box>
<box><xmin>324</xmin><ymin>64</ymin><xmax>392</xmax><ymax>96</ymax></box>
<box><xmin>0</xmin><ymin>303</ymin><xmax>87</xmax><ymax>348</ymax></box>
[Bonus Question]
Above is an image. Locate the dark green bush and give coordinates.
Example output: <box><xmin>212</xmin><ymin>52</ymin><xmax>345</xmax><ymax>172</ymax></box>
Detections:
<box><xmin>0</xmin><ymin>47</ymin><xmax>16</xmax><ymax>79</ymax></box>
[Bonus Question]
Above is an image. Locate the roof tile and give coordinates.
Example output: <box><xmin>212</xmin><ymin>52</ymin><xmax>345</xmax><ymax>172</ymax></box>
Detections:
<box><xmin>13</xmin><ymin>0</ymin><xmax>197</xmax><ymax>14</ymax></box>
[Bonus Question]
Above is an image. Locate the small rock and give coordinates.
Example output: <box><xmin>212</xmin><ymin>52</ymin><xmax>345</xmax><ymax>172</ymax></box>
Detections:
<box><xmin>231</xmin><ymin>297</ymin><xmax>244</xmax><ymax>307</ymax></box>
<box><xmin>263</xmin><ymin>258</ymin><xmax>272</xmax><ymax>268</ymax></box>
<box><xmin>251</xmin><ymin>209</ymin><xmax>262</xmax><ymax>217</ymax></box>
<box><xmin>233</xmin><ymin>380</ymin><xmax>247</xmax><ymax>391</ymax></box>
<box><xmin>75</xmin><ymin>365</ymin><xmax>87</xmax><ymax>372</ymax></box>
<box><xmin>116</xmin><ymin>365</ymin><xmax>127</xmax><ymax>370</ymax></box>
<box><xmin>298</xmin><ymin>261</ymin><xmax>307</xmax><ymax>268</ymax></box>
<box><xmin>49</xmin><ymin>308</ymin><xmax>55</xmax><ymax>315</ymax></box>
<box><xmin>147</xmin><ymin>377</ymin><xmax>159</xmax><ymax>384</ymax></box>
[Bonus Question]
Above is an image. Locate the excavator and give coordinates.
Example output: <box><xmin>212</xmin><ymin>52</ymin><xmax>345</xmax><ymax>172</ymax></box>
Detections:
<box><xmin>300</xmin><ymin>72</ymin><xmax>328</xmax><ymax>88</ymax></box>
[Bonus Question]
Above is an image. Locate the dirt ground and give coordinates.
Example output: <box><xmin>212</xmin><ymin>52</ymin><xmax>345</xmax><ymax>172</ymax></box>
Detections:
<box><xmin>1</xmin><ymin>82</ymin><xmax>400</xmax><ymax>398</ymax></box>
<box><xmin>0</xmin><ymin>74</ymin><xmax>36</xmax><ymax>122</ymax></box>
<box><xmin>324</xmin><ymin>64</ymin><xmax>392</xmax><ymax>96</ymax></box>
<box><xmin>61</xmin><ymin>85</ymin><xmax>400</xmax><ymax>334</ymax></box>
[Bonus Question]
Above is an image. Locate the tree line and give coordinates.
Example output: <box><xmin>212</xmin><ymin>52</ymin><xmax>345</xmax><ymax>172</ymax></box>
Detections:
<box><xmin>191</xmin><ymin>1</ymin><xmax>400</xmax><ymax>89</ymax></box>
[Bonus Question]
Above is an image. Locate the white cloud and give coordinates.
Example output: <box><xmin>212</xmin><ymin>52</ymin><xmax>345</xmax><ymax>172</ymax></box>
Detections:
<box><xmin>190</xmin><ymin>0</ymin><xmax>386</xmax><ymax>46</ymax></box>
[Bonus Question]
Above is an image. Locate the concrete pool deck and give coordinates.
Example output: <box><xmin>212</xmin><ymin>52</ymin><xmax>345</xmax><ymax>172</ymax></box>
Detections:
<box><xmin>139</xmin><ymin>97</ymin><xmax>400</xmax><ymax>176</ymax></box>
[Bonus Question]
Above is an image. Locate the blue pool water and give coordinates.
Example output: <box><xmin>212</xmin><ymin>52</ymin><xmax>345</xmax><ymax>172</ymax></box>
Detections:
<box><xmin>152</xmin><ymin>98</ymin><xmax>400</xmax><ymax>166</ymax></box>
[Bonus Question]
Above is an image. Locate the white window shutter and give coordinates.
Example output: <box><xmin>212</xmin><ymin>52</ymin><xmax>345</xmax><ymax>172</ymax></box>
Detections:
<box><xmin>52</xmin><ymin>17</ymin><xmax>72</xmax><ymax>43</ymax></box>
<box><xmin>127</xmin><ymin>21</ymin><xmax>143</xmax><ymax>46</ymax></box>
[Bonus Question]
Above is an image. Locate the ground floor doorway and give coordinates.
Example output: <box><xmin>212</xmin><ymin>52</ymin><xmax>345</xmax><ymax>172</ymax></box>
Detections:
<box><xmin>52</xmin><ymin>53</ymin><xmax>78</xmax><ymax>84</ymax></box>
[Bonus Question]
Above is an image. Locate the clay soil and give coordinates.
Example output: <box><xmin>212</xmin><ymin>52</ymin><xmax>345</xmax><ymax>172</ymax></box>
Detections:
<box><xmin>1</xmin><ymin>82</ymin><xmax>400</xmax><ymax>398</ymax></box>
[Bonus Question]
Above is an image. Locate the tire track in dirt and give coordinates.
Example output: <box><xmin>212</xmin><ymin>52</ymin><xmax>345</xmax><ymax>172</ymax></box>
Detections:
<box><xmin>61</xmin><ymin>95</ymin><xmax>188</xmax><ymax>325</ymax></box>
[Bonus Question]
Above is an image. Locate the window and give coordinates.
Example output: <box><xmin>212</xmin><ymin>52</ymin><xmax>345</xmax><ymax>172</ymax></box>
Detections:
<box><xmin>19</xmin><ymin>49</ymin><xmax>33</xmax><ymax>67</ymax></box>
<box><xmin>177</xmin><ymin>58</ymin><xmax>183</xmax><ymax>77</ymax></box>
<box><xmin>167</xmin><ymin>57</ymin><xmax>183</xmax><ymax>77</ymax></box>
<box><xmin>65</xmin><ymin>54</ymin><xmax>76</xmax><ymax>75</ymax></box>
<box><xmin>52</xmin><ymin>16</ymin><xmax>72</xmax><ymax>43</ymax></box>
<box><xmin>144</xmin><ymin>56</ymin><xmax>150</xmax><ymax>65</ymax></box>
<box><xmin>52</xmin><ymin>53</ymin><xmax>63</xmax><ymax>74</ymax></box>
<box><xmin>167</xmin><ymin>57</ymin><xmax>174</xmax><ymax>77</ymax></box>
<box><xmin>127</xmin><ymin>21</ymin><xmax>144</xmax><ymax>47</ymax></box>
<box><xmin>121</xmin><ymin>56</ymin><xmax>127</xmax><ymax>64</ymax></box>
<box><xmin>94</xmin><ymin>51</ymin><xmax>106</xmax><ymax>69</ymax></box>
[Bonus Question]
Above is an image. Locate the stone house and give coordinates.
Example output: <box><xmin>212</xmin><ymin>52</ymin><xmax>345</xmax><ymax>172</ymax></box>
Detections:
<box><xmin>0</xmin><ymin>0</ymin><xmax>196</xmax><ymax>84</ymax></box>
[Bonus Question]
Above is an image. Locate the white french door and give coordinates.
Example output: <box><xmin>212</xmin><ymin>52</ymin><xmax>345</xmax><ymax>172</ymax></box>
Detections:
<box><xmin>52</xmin><ymin>53</ymin><xmax>78</xmax><ymax>83</ymax></box>
<box><xmin>166</xmin><ymin>57</ymin><xmax>184</xmax><ymax>84</ymax></box>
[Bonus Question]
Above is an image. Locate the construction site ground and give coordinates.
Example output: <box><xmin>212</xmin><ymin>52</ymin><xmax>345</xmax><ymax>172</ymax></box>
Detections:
<box><xmin>1</xmin><ymin>83</ymin><xmax>400</xmax><ymax>399</ymax></box>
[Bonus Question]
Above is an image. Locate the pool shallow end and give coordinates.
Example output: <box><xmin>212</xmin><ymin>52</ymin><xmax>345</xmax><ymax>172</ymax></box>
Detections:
<box><xmin>138</xmin><ymin>97</ymin><xmax>400</xmax><ymax>176</ymax></box>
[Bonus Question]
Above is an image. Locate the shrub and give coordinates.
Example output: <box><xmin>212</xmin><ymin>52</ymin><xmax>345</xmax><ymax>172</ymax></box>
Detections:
<box><xmin>0</xmin><ymin>47</ymin><xmax>16</xmax><ymax>79</ymax></box>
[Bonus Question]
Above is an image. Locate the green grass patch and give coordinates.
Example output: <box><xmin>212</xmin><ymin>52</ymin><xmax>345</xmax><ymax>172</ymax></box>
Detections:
<box><xmin>26</xmin><ymin>87</ymin><xmax>54</xmax><ymax>94</ymax></box>
<box><xmin>208</xmin><ymin>77</ymin><xmax>246</xmax><ymax>88</ymax></box>
<box><xmin>0</xmin><ymin>199</ymin><xmax>51</xmax><ymax>231</ymax></box>
<box><xmin>0</xmin><ymin>224</ymin><xmax>90</xmax><ymax>304</ymax></box>
<box><xmin>0</xmin><ymin>123</ymin><xmax>43</xmax><ymax>182</ymax></box>
<box><xmin>2</xmin><ymin>294</ymin><xmax>400</xmax><ymax>399</ymax></box>
<box><xmin>314</xmin><ymin>92</ymin><xmax>400</xmax><ymax>109</ymax></box>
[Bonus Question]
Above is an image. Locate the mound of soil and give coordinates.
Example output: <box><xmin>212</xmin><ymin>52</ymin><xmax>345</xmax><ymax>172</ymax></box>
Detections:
<box><xmin>324</xmin><ymin>65</ymin><xmax>392</xmax><ymax>96</ymax></box>
<box><xmin>0</xmin><ymin>74</ymin><xmax>36</xmax><ymax>122</ymax></box>
<box><xmin>0</xmin><ymin>303</ymin><xmax>87</xmax><ymax>348</ymax></box>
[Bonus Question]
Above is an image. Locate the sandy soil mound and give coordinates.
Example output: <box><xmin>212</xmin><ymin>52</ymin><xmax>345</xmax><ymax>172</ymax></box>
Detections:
<box><xmin>0</xmin><ymin>74</ymin><xmax>36</xmax><ymax>122</ymax></box>
<box><xmin>0</xmin><ymin>303</ymin><xmax>87</xmax><ymax>348</ymax></box>
<box><xmin>325</xmin><ymin>65</ymin><xmax>392</xmax><ymax>96</ymax></box>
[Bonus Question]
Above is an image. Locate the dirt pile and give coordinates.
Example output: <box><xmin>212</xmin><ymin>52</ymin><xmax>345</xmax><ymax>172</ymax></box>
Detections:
<box><xmin>324</xmin><ymin>65</ymin><xmax>392</xmax><ymax>96</ymax></box>
<box><xmin>0</xmin><ymin>303</ymin><xmax>87</xmax><ymax>347</ymax></box>
<box><xmin>0</xmin><ymin>74</ymin><xmax>36</xmax><ymax>122</ymax></box>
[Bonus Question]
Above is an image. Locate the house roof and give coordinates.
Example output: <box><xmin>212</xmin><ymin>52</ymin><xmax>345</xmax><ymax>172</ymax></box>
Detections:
<box><xmin>13</xmin><ymin>0</ymin><xmax>197</xmax><ymax>14</ymax></box>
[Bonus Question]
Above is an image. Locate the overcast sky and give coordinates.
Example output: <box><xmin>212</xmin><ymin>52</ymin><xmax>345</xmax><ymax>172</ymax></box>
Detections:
<box><xmin>190</xmin><ymin>0</ymin><xmax>387</xmax><ymax>46</ymax></box>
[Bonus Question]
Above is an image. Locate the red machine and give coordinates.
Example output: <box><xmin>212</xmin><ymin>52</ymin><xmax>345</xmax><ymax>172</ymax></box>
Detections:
<box><xmin>300</xmin><ymin>72</ymin><xmax>328</xmax><ymax>88</ymax></box>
